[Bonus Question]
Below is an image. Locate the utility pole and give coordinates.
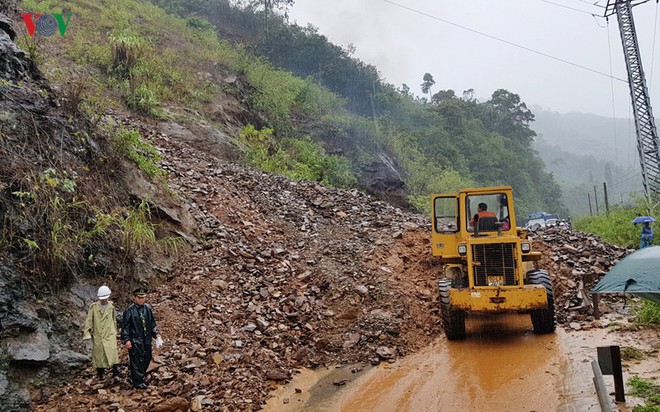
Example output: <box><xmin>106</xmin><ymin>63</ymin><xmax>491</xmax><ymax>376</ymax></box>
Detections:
<box><xmin>588</xmin><ymin>192</ymin><xmax>593</xmax><ymax>216</ymax></box>
<box><xmin>605</xmin><ymin>1</ymin><xmax>660</xmax><ymax>200</ymax></box>
<box><xmin>603</xmin><ymin>182</ymin><xmax>610</xmax><ymax>215</ymax></box>
<box><xmin>594</xmin><ymin>185</ymin><xmax>600</xmax><ymax>214</ymax></box>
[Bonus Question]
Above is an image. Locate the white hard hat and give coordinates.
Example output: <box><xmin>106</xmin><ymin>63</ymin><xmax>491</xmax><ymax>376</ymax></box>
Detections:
<box><xmin>97</xmin><ymin>285</ymin><xmax>111</xmax><ymax>299</ymax></box>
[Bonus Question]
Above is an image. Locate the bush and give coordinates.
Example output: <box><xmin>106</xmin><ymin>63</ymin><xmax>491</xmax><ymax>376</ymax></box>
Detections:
<box><xmin>322</xmin><ymin>156</ymin><xmax>357</xmax><ymax>188</ymax></box>
<box><xmin>119</xmin><ymin>200</ymin><xmax>156</xmax><ymax>258</ymax></box>
<box><xmin>125</xmin><ymin>84</ymin><xmax>161</xmax><ymax>115</ymax></box>
<box><xmin>111</xmin><ymin>128</ymin><xmax>163</xmax><ymax>178</ymax></box>
<box><xmin>186</xmin><ymin>16</ymin><xmax>216</xmax><ymax>32</ymax></box>
<box><xmin>239</xmin><ymin>125</ymin><xmax>357</xmax><ymax>188</ymax></box>
<box><xmin>109</xmin><ymin>32</ymin><xmax>145</xmax><ymax>76</ymax></box>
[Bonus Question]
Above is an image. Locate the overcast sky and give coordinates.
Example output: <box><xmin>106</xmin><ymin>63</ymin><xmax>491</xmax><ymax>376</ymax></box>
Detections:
<box><xmin>287</xmin><ymin>0</ymin><xmax>660</xmax><ymax>119</ymax></box>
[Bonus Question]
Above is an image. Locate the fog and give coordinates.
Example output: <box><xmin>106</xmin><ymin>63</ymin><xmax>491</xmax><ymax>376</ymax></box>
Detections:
<box><xmin>288</xmin><ymin>0</ymin><xmax>660</xmax><ymax>118</ymax></box>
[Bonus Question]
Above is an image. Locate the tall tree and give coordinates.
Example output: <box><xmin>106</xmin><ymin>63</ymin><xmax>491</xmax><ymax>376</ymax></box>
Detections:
<box><xmin>420</xmin><ymin>73</ymin><xmax>435</xmax><ymax>100</ymax></box>
<box><xmin>245</xmin><ymin>0</ymin><xmax>295</xmax><ymax>31</ymax></box>
<box><xmin>431</xmin><ymin>89</ymin><xmax>456</xmax><ymax>105</ymax></box>
<box><xmin>483</xmin><ymin>89</ymin><xmax>535</xmax><ymax>144</ymax></box>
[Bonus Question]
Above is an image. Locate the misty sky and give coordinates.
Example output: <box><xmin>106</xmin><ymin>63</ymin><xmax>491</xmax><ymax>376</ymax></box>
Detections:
<box><xmin>288</xmin><ymin>0</ymin><xmax>660</xmax><ymax>119</ymax></box>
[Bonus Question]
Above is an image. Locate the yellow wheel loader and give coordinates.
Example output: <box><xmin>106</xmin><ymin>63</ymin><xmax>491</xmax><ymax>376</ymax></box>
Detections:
<box><xmin>432</xmin><ymin>186</ymin><xmax>556</xmax><ymax>340</ymax></box>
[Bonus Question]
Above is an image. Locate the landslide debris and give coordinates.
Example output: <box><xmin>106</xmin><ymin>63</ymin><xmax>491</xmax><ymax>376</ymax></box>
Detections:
<box><xmin>534</xmin><ymin>226</ymin><xmax>632</xmax><ymax>328</ymax></box>
<box><xmin>32</xmin><ymin>124</ymin><xmax>441</xmax><ymax>411</ymax></box>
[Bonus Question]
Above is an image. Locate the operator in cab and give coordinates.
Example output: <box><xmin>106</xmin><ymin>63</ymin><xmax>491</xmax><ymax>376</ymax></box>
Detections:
<box><xmin>469</xmin><ymin>202</ymin><xmax>496</xmax><ymax>227</ymax></box>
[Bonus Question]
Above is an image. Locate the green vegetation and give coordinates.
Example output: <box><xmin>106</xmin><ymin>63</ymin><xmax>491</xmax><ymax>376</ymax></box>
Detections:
<box><xmin>0</xmin><ymin>350</ymin><xmax>11</xmax><ymax>368</ymax></box>
<box><xmin>0</xmin><ymin>163</ymin><xmax>169</xmax><ymax>285</ymax></box>
<box><xmin>574</xmin><ymin>197</ymin><xmax>653</xmax><ymax>248</ymax></box>
<box><xmin>118</xmin><ymin>199</ymin><xmax>156</xmax><ymax>257</ymax></box>
<box><xmin>240</xmin><ymin>125</ymin><xmax>357</xmax><ymax>188</ymax></box>
<box><xmin>19</xmin><ymin>0</ymin><xmax>570</xmax><ymax>216</ymax></box>
<box><xmin>110</xmin><ymin>128</ymin><xmax>163</xmax><ymax>179</ymax></box>
<box><xmin>635</xmin><ymin>300</ymin><xmax>660</xmax><ymax>325</ymax></box>
<box><xmin>621</xmin><ymin>346</ymin><xmax>648</xmax><ymax>361</ymax></box>
<box><xmin>629</xmin><ymin>376</ymin><xmax>660</xmax><ymax>412</ymax></box>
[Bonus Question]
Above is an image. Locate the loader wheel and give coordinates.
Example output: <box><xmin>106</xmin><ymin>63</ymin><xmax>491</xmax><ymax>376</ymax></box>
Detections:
<box><xmin>527</xmin><ymin>269</ymin><xmax>556</xmax><ymax>334</ymax></box>
<box><xmin>439</xmin><ymin>279</ymin><xmax>466</xmax><ymax>340</ymax></box>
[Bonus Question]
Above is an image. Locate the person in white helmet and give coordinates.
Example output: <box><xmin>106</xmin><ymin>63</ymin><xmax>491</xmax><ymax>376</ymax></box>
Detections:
<box><xmin>83</xmin><ymin>285</ymin><xmax>120</xmax><ymax>380</ymax></box>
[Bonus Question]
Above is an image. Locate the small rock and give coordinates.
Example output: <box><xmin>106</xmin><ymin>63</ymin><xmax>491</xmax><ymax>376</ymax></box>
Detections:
<box><xmin>355</xmin><ymin>285</ymin><xmax>369</xmax><ymax>296</ymax></box>
<box><xmin>266</xmin><ymin>370</ymin><xmax>290</xmax><ymax>381</ymax></box>
<box><xmin>569</xmin><ymin>322</ymin><xmax>582</xmax><ymax>331</ymax></box>
<box><xmin>151</xmin><ymin>397</ymin><xmax>189</xmax><ymax>412</ymax></box>
<box><xmin>376</xmin><ymin>346</ymin><xmax>395</xmax><ymax>359</ymax></box>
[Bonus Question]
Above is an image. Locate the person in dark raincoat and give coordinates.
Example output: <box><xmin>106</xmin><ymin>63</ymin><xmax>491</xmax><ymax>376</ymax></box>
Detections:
<box><xmin>640</xmin><ymin>222</ymin><xmax>654</xmax><ymax>249</ymax></box>
<box><xmin>121</xmin><ymin>287</ymin><xmax>161</xmax><ymax>389</ymax></box>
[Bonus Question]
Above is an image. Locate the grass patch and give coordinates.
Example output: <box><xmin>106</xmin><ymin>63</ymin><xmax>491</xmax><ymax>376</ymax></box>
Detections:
<box><xmin>118</xmin><ymin>199</ymin><xmax>156</xmax><ymax>258</ymax></box>
<box><xmin>635</xmin><ymin>299</ymin><xmax>660</xmax><ymax>325</ymax></box>
<box><xmin>621</xmin><ymin>346</ymin><xmax>647</xmax><ymax>361</ymax></box>
<box><xmin>629</xmin><ymin>376</ymin><xmax>660</xmax><ymax>412</ymax></box>
<box><xmin>21</xmin><ymin>0</ymin><xmax>343</xmax><ymax>126</ymax></box>
<box><xmin>239</xmin><ymin>125</ymin><xmax>356</xmax><ymax>188</ymax></box>
<box><xmin>573</xmin><ymin>197</ymin><xmax>656</xmax><ymax>248</ymax></box>
<box><xmin>110</xmin><ymin>128</ymin><xmax>163</xmax><ymax>179</ymax></box>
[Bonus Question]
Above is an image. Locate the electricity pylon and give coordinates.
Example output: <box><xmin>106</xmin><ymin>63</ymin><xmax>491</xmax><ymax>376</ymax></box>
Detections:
<box><xmin>605</xmin><ymin>0</ymin><xmax>660</xmax><ymax>200</ymax></box>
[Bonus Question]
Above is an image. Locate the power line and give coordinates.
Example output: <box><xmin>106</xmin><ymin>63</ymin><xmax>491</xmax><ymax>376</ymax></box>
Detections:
<box><xmin>592</xmin><ymin>13</ymin><xmax>609</xmax><ymax>28</ymax></box>
<box><xmin>539</xmin><ymin>0</ymin><xmax>601</xmax><ymax>16</ymax></box>
<box><xmin>381</xmin><ymin>0</ymin><xmax>628</xmax><ymax>83</ymax></box>
<box><xmin>610</xmin><ymin>169</ymin><xmax>642</xmax><ymax>187</ymax></box>
<box><xmin>613</xmin><ymin>166</ymin><xmax>641</xmax><ymax>181</ymax></box>
<box><xmin>569</xmin><ymin>0</ymin><xmax>606</xmax><ymax>7</ymax></box>
<box><xmin>649</xmin><ymin>0</ymin><xmax>658</xmax><ymax>89</ymax></box>
<box><xmin>607</xmin><ymin>19</ymin><xmax>618</xmax><ymax>166</ymax></box>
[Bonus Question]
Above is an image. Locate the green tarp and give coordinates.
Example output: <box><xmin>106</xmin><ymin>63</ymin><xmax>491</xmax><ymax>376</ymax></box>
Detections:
<box><xmin>591</xmin><ymin>246</ymin><xmax>660</xmax><ymax>303</ymax></box>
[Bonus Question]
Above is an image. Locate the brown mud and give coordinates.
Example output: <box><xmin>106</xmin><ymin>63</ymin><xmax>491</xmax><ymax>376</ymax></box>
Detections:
<box><xmin>264</xmin><ymin>314</ymin><xmax>659</xmax><ymax>412</ymax></box>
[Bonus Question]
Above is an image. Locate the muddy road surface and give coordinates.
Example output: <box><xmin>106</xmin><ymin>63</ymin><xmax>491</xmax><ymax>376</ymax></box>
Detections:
<box><xmin>265</xmin><ymin>313</ymin><xmax>654</xmax><ymax>412</ymax></box>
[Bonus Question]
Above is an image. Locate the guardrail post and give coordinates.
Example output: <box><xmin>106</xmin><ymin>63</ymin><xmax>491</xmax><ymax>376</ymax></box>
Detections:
<box><xmin>592</xmin><ymin>360</ymin><xmax>614</xmax><ymax>412</ymax></box>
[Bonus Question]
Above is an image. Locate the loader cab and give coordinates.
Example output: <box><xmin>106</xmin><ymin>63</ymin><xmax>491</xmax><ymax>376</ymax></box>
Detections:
<box><xmin>431</xmin><ymin>187</ymin><xmax>518</xmax><ymax>260</ymax></box>
<box><xmin>466</xmin><ymin>192</ymin><xmax>512</xmax><ymax>233</ymax></box>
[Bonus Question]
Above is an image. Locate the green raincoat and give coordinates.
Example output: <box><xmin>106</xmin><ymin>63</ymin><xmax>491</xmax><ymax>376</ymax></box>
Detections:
<box><xmin>83</xmin><ymin>301</ymin><xmax>119</xmax><ymax>368</ymax></box>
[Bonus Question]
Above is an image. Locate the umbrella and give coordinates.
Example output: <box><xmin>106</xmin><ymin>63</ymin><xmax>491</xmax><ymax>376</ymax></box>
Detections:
<box><xmin>591</xmin><ymin>246</ymin><xmax>660</xmax><ymax>303</ymax></box>
<box><xmin>632</xmin><ymin>216</ymin><xmax>657</xmax><ymax>224</ymax></box>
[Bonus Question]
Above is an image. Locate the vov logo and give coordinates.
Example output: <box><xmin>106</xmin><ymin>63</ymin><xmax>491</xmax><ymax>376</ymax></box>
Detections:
<box><xmin>21</xmin><ymin>14</ymin><xmax>73</xmax><ymax>37</ymax></box>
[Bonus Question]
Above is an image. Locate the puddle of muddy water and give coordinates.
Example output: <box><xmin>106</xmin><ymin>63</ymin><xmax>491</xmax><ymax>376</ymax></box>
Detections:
<box><xmin>262</xmin><ymin>363</ymin><xmax>376</xmax><ymax>411</ymax></box>
<box><xmin>263</xmin><ymin>313</ymin><xmax>655</xmax><ymax>412</ymax></box>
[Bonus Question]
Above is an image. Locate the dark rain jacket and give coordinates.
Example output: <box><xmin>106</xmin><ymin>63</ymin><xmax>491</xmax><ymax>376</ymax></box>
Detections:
<box><xmin>120</xmin><ymin>303</ymin><xmax>159</xmax><ymax>348</ymax></box>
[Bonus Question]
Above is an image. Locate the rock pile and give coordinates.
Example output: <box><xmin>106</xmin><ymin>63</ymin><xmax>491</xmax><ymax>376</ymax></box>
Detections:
<box><xmin>532</xmin><ymin>226</ymin><xmax>632</xmax><ymax>327</ymax></box>
<box><xmin>33</xmin><ymin>125</ymin><xmax>440</xmax><ymax>411</ymax></box>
